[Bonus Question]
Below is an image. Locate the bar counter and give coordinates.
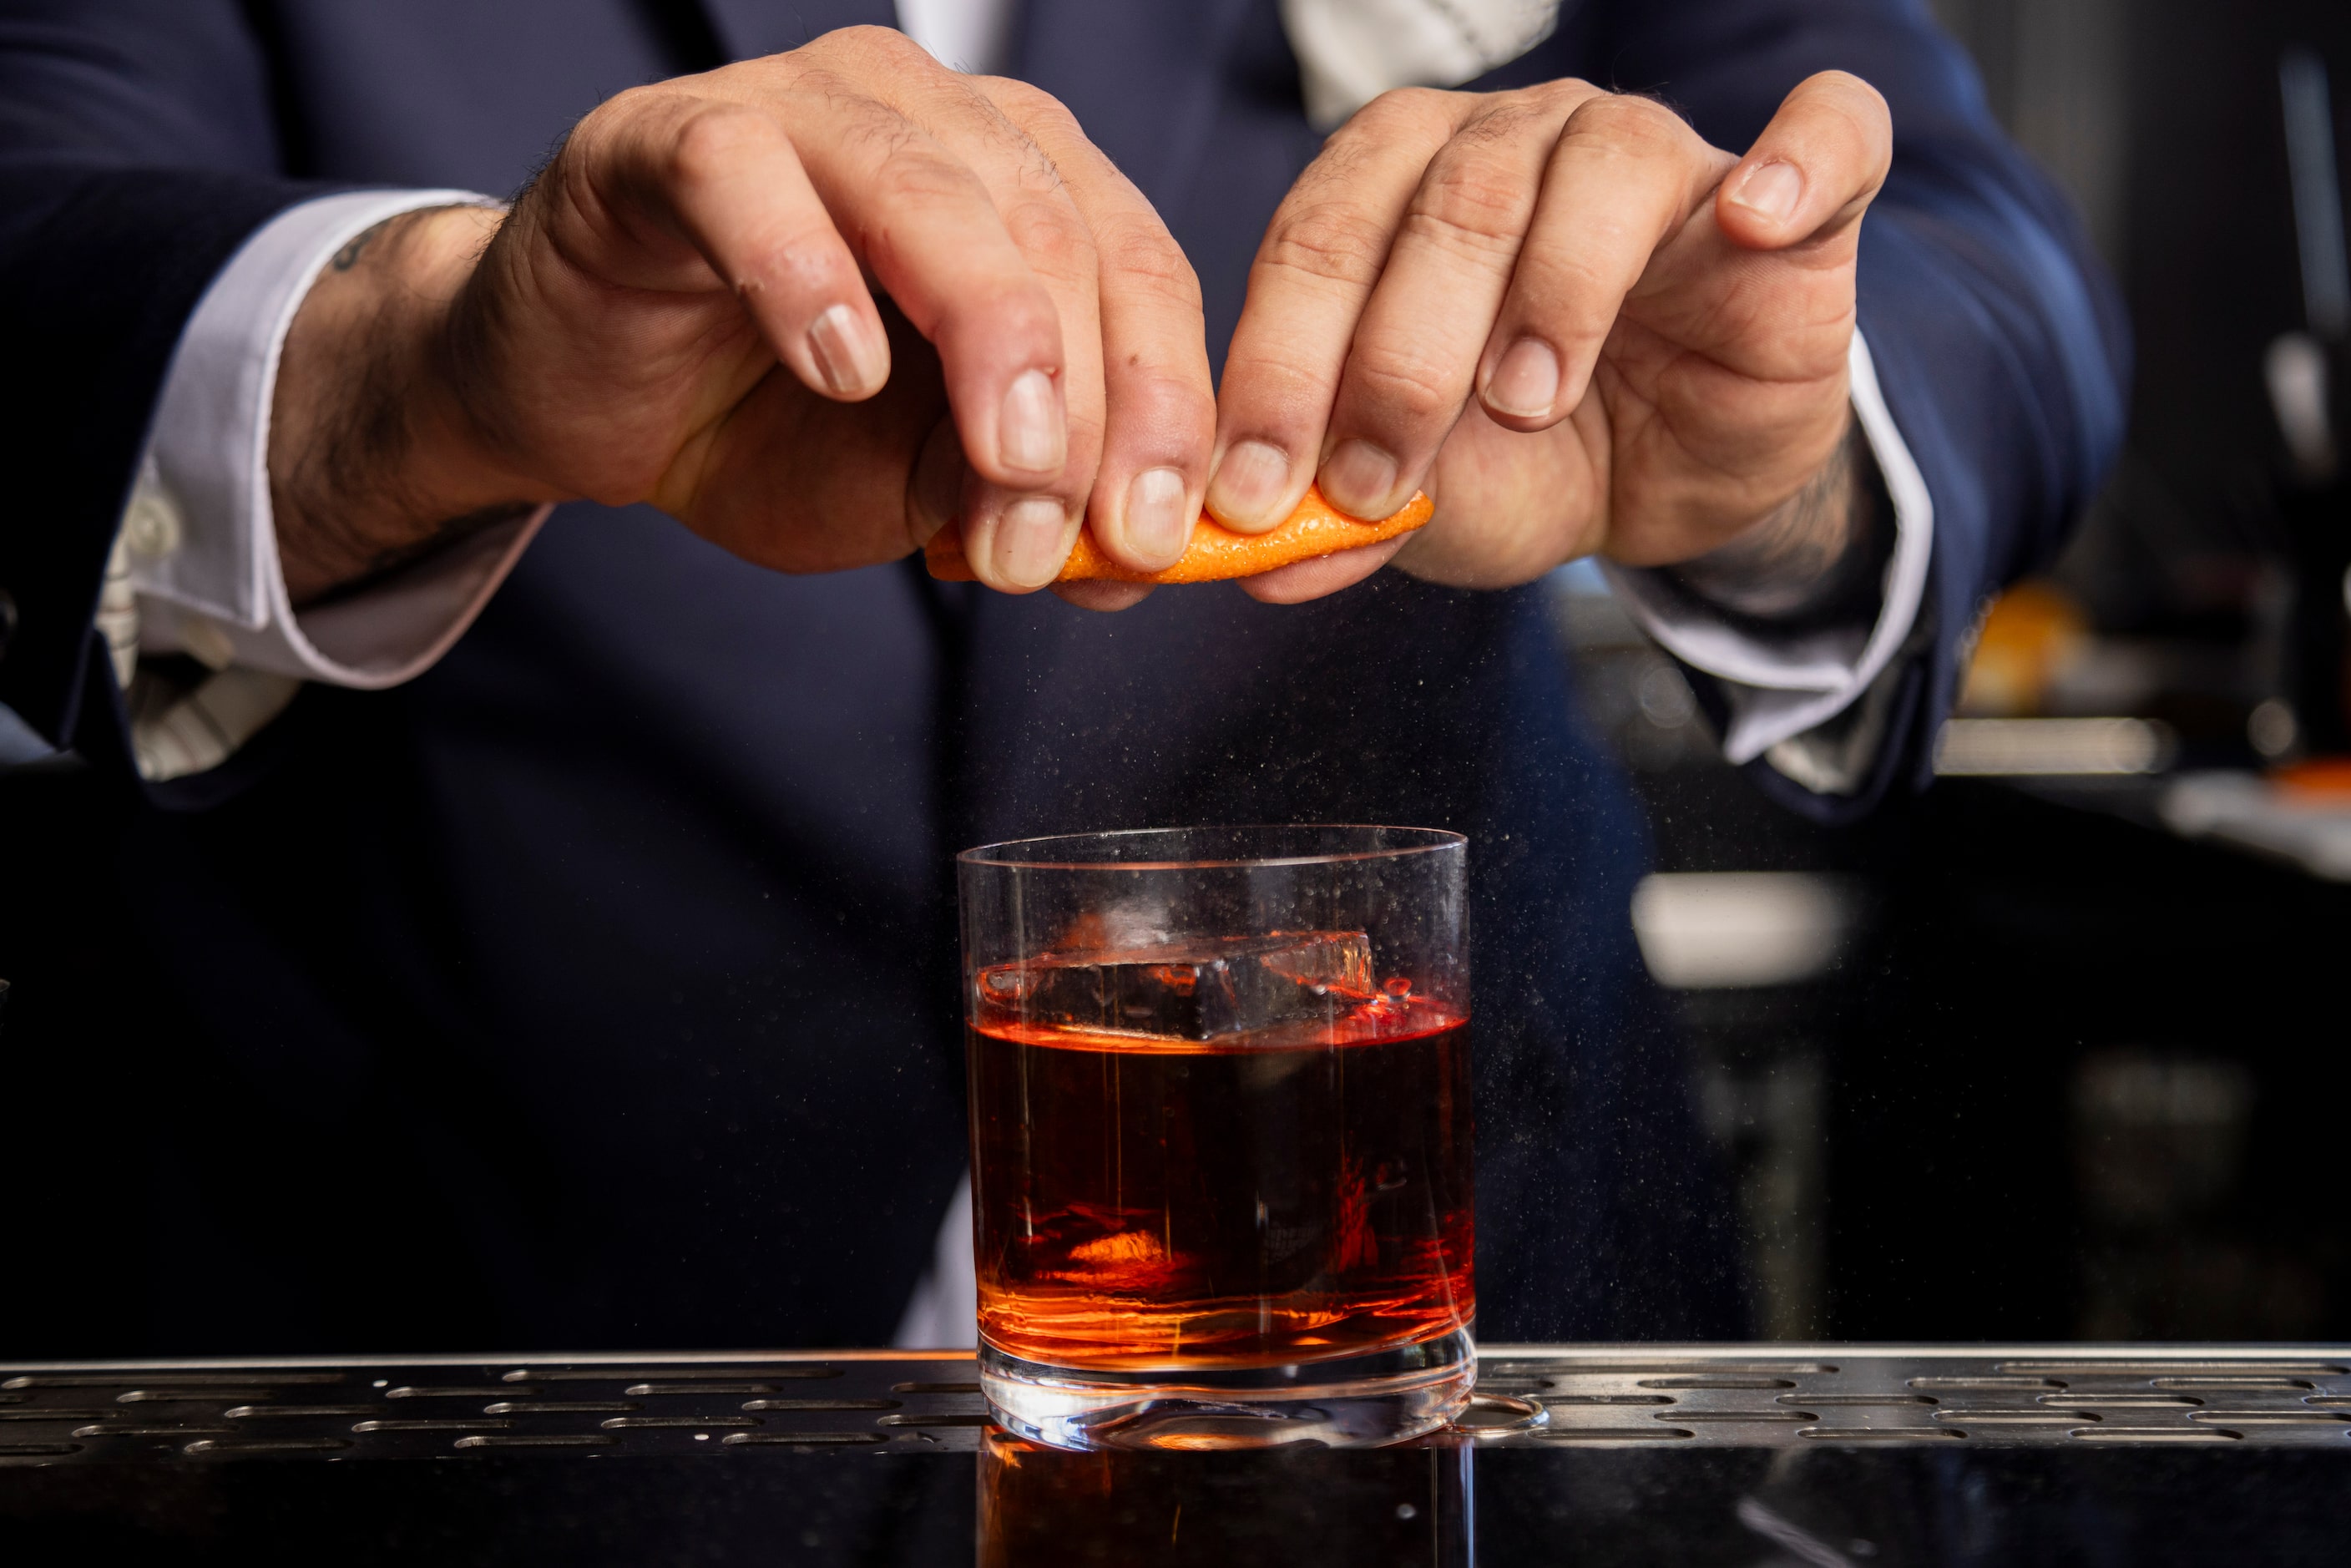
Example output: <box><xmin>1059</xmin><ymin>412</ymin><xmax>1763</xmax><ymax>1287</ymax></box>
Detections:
<box><xmin>5</xmin><ymin>1344</ymin><xmax>2345</xmax><ymax>1562</ymax></box>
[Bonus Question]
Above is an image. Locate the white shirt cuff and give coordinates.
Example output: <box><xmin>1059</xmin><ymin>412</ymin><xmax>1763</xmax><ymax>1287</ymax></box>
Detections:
<box><xmin>1600</xmin><ymin>330</ymin><xmax>1934</xmax><ymax>766</ymax></box>
<box><xmin>123</xmin><ymin>188</ymin><xmax>547</xmax><ymax>690</ymax></box>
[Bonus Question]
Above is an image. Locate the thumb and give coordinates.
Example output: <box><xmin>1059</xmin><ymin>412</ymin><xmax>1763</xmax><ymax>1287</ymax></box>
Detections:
<box><xmin>1713</xmin><ymin>71</ymin><xmax>1893</xmax><ymax>252</ymax></box>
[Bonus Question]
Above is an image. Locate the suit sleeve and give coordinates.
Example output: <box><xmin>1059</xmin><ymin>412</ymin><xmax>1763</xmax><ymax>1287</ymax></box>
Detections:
<box><xmin>1487</xmin><ymin>0</ymin><xmax>2131</xmax><ymax>820</ymax></box>
<box><xmin>0</xmin><ymin>0</ymin><xmax>336</xmax><ymax>750</ymax></box>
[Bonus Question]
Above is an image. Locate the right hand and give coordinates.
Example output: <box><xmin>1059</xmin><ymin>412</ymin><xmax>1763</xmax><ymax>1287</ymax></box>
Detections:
<box><xmin>269</xmin><ymin>27</ymin><xmax>1214</xmax><ymax>604</ymax></box>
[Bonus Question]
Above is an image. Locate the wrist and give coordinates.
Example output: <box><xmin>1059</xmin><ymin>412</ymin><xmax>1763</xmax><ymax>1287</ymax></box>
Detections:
<box><xmin>1662</xmin><ymin>417</ymin><xmax>1888</xmax><ymax>628</ymax></box>
<box><xmin>270</xmin><ymin>204</ymin><xmax>553</xmax><ymax>604</ymax></box>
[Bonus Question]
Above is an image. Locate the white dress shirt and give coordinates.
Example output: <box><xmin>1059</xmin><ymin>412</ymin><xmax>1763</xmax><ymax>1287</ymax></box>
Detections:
<box><xmin>119</xmin><ymin>189</ymin><xmax>546</xmax><ymax>778</ymax></box>
<box><xmin>103</xmin><ymin>0</ymin><xmax>1931</xmax><ymax>1334</ymax></box>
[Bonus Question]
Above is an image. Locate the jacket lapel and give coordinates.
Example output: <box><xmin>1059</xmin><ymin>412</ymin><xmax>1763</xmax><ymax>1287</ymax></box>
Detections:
<box><xmin>1014</xmin><ymin>0</ymin><xmax>1271</xmax><ymax>210</ymax></box>
<box><xmin>679</xmin><ymin>0</ymin><xmax>1303</xmax><ymax>227</ymax></box>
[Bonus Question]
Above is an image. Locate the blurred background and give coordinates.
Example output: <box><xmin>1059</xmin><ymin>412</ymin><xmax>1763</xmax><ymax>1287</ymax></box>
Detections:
<box><xmin>1581</xmin><ymin>0</ymin><xmax>2351</xmax><ymax>1342</ymax></box>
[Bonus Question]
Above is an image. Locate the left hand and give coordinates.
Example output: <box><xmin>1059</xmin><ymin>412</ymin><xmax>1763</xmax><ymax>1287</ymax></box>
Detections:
<box><xmin>1205</xmin><ymin>72</ymin><xmax>1892</xmax><ymax>603</ymax></box>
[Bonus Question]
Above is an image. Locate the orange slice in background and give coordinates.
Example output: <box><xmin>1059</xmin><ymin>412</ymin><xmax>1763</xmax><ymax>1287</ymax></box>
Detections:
<box><xmin>923</xmin><ymin>486</ymin><xmax>1433</xmax><ymax>584</ymax></box>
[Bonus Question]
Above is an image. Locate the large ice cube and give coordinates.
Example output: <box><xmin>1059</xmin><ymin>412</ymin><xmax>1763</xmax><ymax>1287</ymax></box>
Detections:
<box><xmin>976</xmin><ymin>931</ymin><xmax>1375</xmax><ymax>1041</ymax></box>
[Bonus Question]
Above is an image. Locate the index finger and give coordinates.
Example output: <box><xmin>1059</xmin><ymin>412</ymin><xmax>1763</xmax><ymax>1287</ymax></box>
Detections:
<box><xmin>977</xmin><ymin>78</ymin><xmax>1216</xmax><ymax>579</ymax></box>
<box><xmin>710</xmin><ymin>51</ymin><xmax>1078</xmax><ymax>497</ymax></box>
<box><xmin>837</xmin><ymin>63</ymin><xmax>1111</xmax><ymax>592</ymax></box>
<box><xmin>1206</xmin><ymin>89</ymin><xmax>1476</xmax><ymax>535</ymax></box>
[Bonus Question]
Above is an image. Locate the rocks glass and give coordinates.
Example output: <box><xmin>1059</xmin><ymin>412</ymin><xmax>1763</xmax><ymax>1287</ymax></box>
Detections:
<box><xmin>958</xmin><ymin>826</ymin><xmax>1474</xmax><ymax>1449</ymax></box>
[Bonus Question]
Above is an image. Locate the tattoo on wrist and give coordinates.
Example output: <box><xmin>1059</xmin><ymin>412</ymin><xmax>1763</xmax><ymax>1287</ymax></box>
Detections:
<box><xmin>330</xmin><ymin>219</ymin><xmax>391</xmax><ymax>272</ymax></box>
<box><xmin>276</xmin><ymin>207</ymin><xmax>521</xmax><ymax>605</ymax></box>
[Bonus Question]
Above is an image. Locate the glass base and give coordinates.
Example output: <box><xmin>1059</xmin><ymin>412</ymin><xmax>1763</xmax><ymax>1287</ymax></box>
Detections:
<box><xmin>979</xmin><ymin>1327</ymin><xmax>1476</xmax><ymax>1451</ymax></box>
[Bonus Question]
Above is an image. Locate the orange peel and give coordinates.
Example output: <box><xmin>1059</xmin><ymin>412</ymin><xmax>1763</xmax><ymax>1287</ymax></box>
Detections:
<box><xmin>923</xmin><ymin>485</ymin><xmax>1432</xmax><ymax>584</ymax></box>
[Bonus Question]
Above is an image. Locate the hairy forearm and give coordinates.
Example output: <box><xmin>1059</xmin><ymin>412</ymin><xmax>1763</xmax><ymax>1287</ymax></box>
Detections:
<box><xmin>270</xmin><ymin>205</ymin><xmax>551</xmax><ymax>605</ymax></box>
<box><xmin>1664</xmin><ymin>417</ymin><xmax>1888</xmax><ymax>626</ymax></box>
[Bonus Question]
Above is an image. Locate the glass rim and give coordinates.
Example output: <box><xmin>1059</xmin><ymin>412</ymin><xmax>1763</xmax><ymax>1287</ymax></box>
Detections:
<box><xmin>957</xmin><ymin>823</ymin><xmax>1466</xmax><ymax>873</ymax></box>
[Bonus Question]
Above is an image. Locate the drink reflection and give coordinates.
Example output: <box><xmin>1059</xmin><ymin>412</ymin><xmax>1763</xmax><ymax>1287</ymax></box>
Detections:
<box><xmin>977</xmin><ymin>1425</ymin><xmax>1476</xmax><ymax>1566</ymax></box>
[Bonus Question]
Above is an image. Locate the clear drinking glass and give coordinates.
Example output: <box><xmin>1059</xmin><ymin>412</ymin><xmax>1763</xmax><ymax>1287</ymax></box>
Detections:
<box><xmin>958</xmin><ymin>825</ymin><xmax>1474</xmax><ymax>1449</ymax></box>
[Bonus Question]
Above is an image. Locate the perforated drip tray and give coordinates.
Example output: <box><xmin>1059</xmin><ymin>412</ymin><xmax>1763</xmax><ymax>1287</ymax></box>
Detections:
<box><xmin>2</xmin><ymin>1347</ymin><xmax>2346</xmax><ymax>1462</ymax></box>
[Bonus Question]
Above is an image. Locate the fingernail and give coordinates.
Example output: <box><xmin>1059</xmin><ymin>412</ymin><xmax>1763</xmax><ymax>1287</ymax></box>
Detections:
<box><xmin>1206</xmin><ymin>440</ymin><xmax>1292</xmax><ymax>530</ymax></box>
<box><xmin>807</xmin><ymin>302</ymin><xmax>885</xmax><ymax>397</ymax></box>
<box><xmin>994</xmin><ymin>496</ymin><xmax>1069</xmax><ymax>588</ymax></box>
<box><xmin>1124</xmin><ymin>467</ymin><xmax>1191</xmax><ymax>564</ymax></box>
<box><xmin>997</xmin><ymin>369</ymin><xmax>1065</xmax><ymax>476</ymax></box>
<box><xmin>1729</xmin><ymin>160</ymin><xmax>1802</xmax><ymax>225</ymax></box>
<box><xmin>1484</xmin><ymin>336</ymin><xmax>1562</xmax><ymax>419</ymax></box>
<box><xmin>1320</xmin><ymin>439</ymin><xmax>1399</xmax><ymax>515</ymax></box>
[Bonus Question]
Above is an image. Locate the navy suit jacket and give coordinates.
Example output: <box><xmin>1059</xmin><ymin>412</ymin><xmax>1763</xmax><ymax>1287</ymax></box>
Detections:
<box><xmin>0</xmin><ymin>0</ymin><xmax>2124</xmax><ymax>1353</ymax></box>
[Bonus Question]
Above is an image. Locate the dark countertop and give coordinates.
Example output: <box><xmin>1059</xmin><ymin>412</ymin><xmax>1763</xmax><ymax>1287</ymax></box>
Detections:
<box><xmin>4</xmin><ymin>1346</ymin><xmax>2347</xmax><ymax>1564</ymax></box>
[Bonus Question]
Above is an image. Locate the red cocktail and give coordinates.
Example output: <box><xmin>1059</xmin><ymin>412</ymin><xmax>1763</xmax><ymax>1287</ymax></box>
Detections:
<box><xmin>958</xmin><ymin>827</ymin><xmax>1474</xmax><ymax>1449</ymax></box>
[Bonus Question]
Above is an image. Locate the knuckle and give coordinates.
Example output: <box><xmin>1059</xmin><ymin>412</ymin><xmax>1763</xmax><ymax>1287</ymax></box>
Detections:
<box><xmin>1410</xmin><ymin>159</ymin><xmax>1534</xmax><ymax>259</ymax></box>
<box><xmin>1347</xmin><ymin>346</ymin><xmax>1459</xmax><ymax>427</ymax></box>
<box><xmin>1452</xmin><ymin>101</ymin><xmax>1540</xmax><ymax>151</ymax></box>
<box><xmin>1095</xmin><ymin>216</ymin><xmax>1203</xmax><ymax>309</ymax></box>
<box><xmin>1220</xmin><ymin>347</ymin><xmax>1327</xmax><ymax>420</ymax></box>
<box><xmin>1567</xmin><ymin>92</ymin><xmax>1689</xmax><ymax>154</ymax></box>
<box><xmin>1511</xmin><ymin>255</ymin><xmax>1623</xmax><ymax>348</ymax></box>
<box><xmin>1525</xmin><ymin>76</ymin><xmax>1598</xmax><ymax>107</ymax></box>
<box><xmin>870</xmin><ymin>139</ymin><xmax>983</xmax><ymax>208</ymax></box>
<box><xmin>1001</xmin><ymin>197</ymin><xmax>1097</xmax><ymax>285</ymax></box>
<box><xmin>1261</xmin><ymin>201</ymin><xmax>1394</xmax><ymax>288</ymax></box>
<box><xmin>1352</xmin><ymin>85</ymin><xmax>1459</xmax><ymax>139</ymax></box>
<box><xmin>810</xmin><ymin>23</ymin><xmax>925</xmax><ymax>69</ymax></box>
<box><xmin>988</xmin><ymin>78</ymin><xmax>1084</xmax><ymax>139</ymax></box>
<box><xmin>665</xmin><ymin>102</ymin><xmax>771</xmax><ymax>185</ymax></box>
<box><xmin>1542</xmin><ymin>250</ymin><xmax>1622</xmax><ymax>315</ymax></box>
<box><xmin>594</xmin><ymin>82</ymin><xmax>665</xmax><ymax>130</ymax></box>
<box><xmin>1438</xmin><ymin>82</ymin><xmax>1584</xmax><ymax>149</ymax></box>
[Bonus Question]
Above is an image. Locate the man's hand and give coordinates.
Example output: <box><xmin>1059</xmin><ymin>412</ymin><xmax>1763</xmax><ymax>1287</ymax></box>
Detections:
<box><xmin>1204</xmin><ymin>73</ymin><xmax>1893</xmax><ymax>605</ymax></box>
<box><xmin>269</xmin><ymin>27</ymin><xmax>1215</xmax><ymax>605</ymax></box>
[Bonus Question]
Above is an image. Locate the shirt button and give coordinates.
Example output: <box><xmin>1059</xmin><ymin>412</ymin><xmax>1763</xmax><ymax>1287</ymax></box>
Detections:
<box><xmin>124</xmin><ymin>490</ymin><xmax>184</xmax><ymax>559</ymax></box>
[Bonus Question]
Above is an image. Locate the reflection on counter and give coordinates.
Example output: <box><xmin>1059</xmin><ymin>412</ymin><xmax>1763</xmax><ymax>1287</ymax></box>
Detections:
<box><xmin>977</xmin><ymin>1428</ymin><xmax>1473</xmax><ymax>1567</ymax></box>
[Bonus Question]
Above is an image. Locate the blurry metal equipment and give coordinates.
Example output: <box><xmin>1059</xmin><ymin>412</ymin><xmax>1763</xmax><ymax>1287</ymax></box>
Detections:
<box><xmin>5</xmin><ymin>1348</ymin><xmax>2349</xmax><ymax>1457</ymax></box>
<box><xmin>2160</xmin><ymin>770</ymin><xmax>2351</xmax><ymax>881</ymax></box>
<box><xmin>1934</xmin><ymin>716</ymin><xmax>2177</xmax><ymax>776</ymax></box>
